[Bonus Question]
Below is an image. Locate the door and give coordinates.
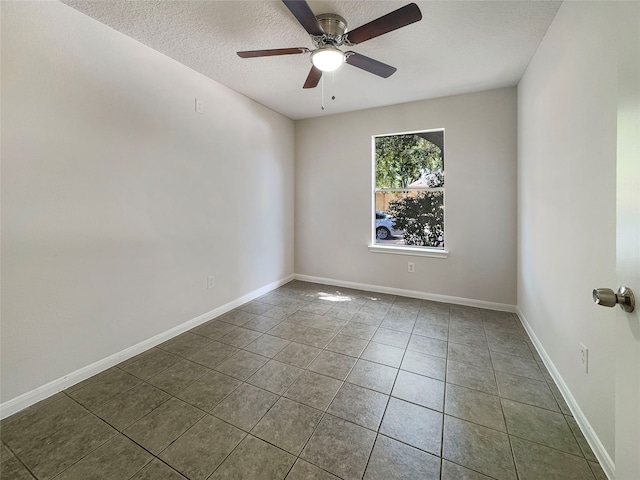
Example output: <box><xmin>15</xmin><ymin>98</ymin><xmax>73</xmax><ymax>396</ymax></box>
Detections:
<box><xmin>614</xmin><ymin>2</ymin><xmax>639</xmax><ymax>479</ymax></box>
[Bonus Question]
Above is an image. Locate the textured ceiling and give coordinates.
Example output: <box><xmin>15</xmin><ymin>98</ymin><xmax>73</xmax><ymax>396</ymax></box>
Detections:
<box><xmin>62</xmin><ymin>0</ymin><xmax>561</xmax><ymax>120</ymax></box>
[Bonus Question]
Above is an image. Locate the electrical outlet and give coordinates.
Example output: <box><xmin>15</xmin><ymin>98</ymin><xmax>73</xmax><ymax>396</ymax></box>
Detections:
<box><xmin>408</xmin><ymin>262</ymin><xmax>415</xmax><ymax>273</ymax></box>
<box><xmin>207</xmin><ymin>275</ymin><xmax>215</xmax><ymax>289</ymax></box>
<box><xmin>580</xmin><ymin>343</ymin><xmax>588</xmax><ymax>373</ymax></box>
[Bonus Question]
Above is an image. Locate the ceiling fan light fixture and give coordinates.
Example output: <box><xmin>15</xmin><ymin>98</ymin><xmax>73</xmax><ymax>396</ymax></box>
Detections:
<box><xmin>311</xmin><ymin>46</ymin><xmax>345</xmax><ymax>72</ymax></box>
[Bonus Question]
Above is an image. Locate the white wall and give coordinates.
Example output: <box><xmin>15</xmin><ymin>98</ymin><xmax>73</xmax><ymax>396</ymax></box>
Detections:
<box><xmin>295</xmin><ymin>88</ymin><xmax>517</xmax><ymax>306</ymax></box>
<box><xmin>1</xmin><ymin>2</ymin><xmax>294</xmax><ymax>404</ymax></box>
<box><xmin>517</xmin><ymin>0</ymin><xmax>618</xmax><ymax>463</ymax></box>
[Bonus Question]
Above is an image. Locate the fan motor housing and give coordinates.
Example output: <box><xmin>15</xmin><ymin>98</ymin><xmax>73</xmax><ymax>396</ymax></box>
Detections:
<box><xmin>315</xmin><ymin>13</ymin><xmax>347</xmax><ymax>45</ymax></box>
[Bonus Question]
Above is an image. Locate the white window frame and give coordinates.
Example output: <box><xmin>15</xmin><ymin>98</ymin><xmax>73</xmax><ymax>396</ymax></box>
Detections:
<box><xmin>369</xmin><ymin>128</ymin><xmax>449</xmax><ymax>259</ymax></box>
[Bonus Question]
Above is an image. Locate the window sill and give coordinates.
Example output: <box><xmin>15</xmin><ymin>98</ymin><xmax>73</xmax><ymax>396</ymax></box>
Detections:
<box><xmin>368</xmin><ymin>245</ymin><xmax>449</xmax><ymax>258</ymax></box>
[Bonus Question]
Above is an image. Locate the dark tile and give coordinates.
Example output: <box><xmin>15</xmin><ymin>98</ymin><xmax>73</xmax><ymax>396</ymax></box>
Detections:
<box><xmin>445</xmin><ymin>383</ymin><xmax>505</xmax><ymax>432</ymax></box>
<box><xmin>66</xmin><ymin>367</ymin><xmax>141</xmax><ymax>410</ymax></box>
<box><xmin>392</xmin><ymin>370</ymin><xmax>445</xmax><ymax>411</ymax></box>
<box><xmin>94</xmin><ymin>383</ymin><xmax>170</xmax><ymax>431</ymax></box>
<box><xmin>371</xmin><ymin>328</ymin><xmax>410</xmax><ymax>349</ymax></box>
<box><xmin>441</xmin><ymin>460</ymin><xmax>495</xmax><ymax>479</ymax></box>
<box><xmin>263</xmin><ymin>305</ymin><xmax>299</xmax><ymax>320</ymax></box>
<box><xmin>408</xmin><ymin>334</ymin><xmax>447</xmax><ymax>358</ymax></box>
<box><xmin>294</xmin><ymin>326</ymin><xmax>336</xmax><ymax>348</ymax></box>
<box><xmin>241</xmin><ymin>315</ymin><xmax>284</xmax><ymax>333</ymax></box>
<box><xmin>301</xmin><ymin>414</ymin><xmax>376</xmax><ymax>480</ymax></box>
<box><xmin>325</xmin><ymin>334</ymin><xmax>368</xmax><ymax>357</ymax></box>
<box><xmin>124</xmin><ymin>398</ymin><xmax>204</xmax><ymax>455</ymax></box>
<box><xmin>418</xmin><ymin>309</ymin><xmax>449</xmax><ymax>327</ymax></box>
<box><xmin>258</xmin><ymin>291</ymin><xmax>288</xmax><ymax>306</ymax></box>
<box><xmin>53</xmin><ymin>434</ymin><xmax>151</xmax><ymax>480</ymax></box>
<box><xmin>448</xmin><ymin>327</ymin><xmax>488</xmax><ymax>349</ymax></box>
<box><xmin>1</xmin><ymin>443</ymin><xmax>14</xmax><ymax>464</ymax></box>
<box><xmin>442</xmin><ymin>415</ymin><xmax>516</xmax><ymax>480</ymax></box>
<box><xmin>501</xmin><ymin>399</ymin><xmax>581</xmax><ymax>455</ymax></box>
<box><xmin>218</xmin><ymin>327</ymin><xmax>263</xmax><ymax>348</ymax></box>
<box><xmin>300</xmin><ymin>301</ymin><xmax>333</xmax><ymax>315</ymax></box>
<box><xmin>324</xmin><ymin>306</ymin><xmax>356</xmax><ymax>322</ymax></box>
<box><xmin>268</xmin><ymin>321</ymin><xmax>309</xmax><ymax>341</ymax></box>
<box><xmin>158</xmin><ymin>332</ymin><xmax>212</xmax><ymax>358</ymax></box>
<box><xmin>487</xmin><ymin>337</ymin><xmax>533</xmax><ymax>359</ymax></box>
<box><xmin>187</xmin><ymin>340</ymin><xmax>239</xmax><ymax>369</ymax></box>
<box><xmin>549</xmin><ymin>383</ymin><xmax>573</xmax><ymax>415</ymax></box>
<box><xmin>307</xmin><ymin>351</ymin><xmax>357</xmax><ymax>381</ymax></box>
<box><xmin>0</xmin><ymin>456</ymin><xmax>36</xmax><ymax>480</ymax></box>
<box><xmin>351</xmin><ymin>311</ymin><xmax>385</xmax><ymax>326</ymax></box>
<box><xmin>364</xmin><ymin>434</ymin><xmax>440</xmax><ymax>480</ymax></box>
<box><xmin>274</xmin><ymin>342</ymin><xmax>322</xmax><ymax>368</ymax></box>
<box><xmin>447</xmin><ymin>343</ymin><xmax>493</xmax><ymax>370</ymax></box>
<box><xmin>218</xmin><ymin>309</ymin><xmax>257</xmax><ymax>326</ymax></box>
<box><xmin>379</xmin><ymin>397</ymin><xmax>442</xmax><ymax>455</ymax></box>
<box><xmin>286</xmin><ymin>459</ymin><xmax>340</xmax><ymax>479</ymax></box>
<box><xmin>419</xmin><ymin>301</ymin><xmax>450</xmax><ymax>316</ymax></box>
<box><xmin>589</xmin><ymin>461</ymin><xmax>607</xmax><ymax>480</ymax></box>
<box><xmin>211</xmin><ymin>383</ymin><xmax>278</xmax><ymax>431</ymax></box>
<box><xmin>288</xmin><ymin>311</ymin><xmax>326</xmax><ymax>327</ymax></box>
<box><xmin>192</xmin><ymin>320</ymin><xmax>238</xmax><ymax>340</ymax></box>
<box><xmin>491</xmin><ymin>352</ymin><xmax>544</xmax><ymax>381</ymax></box>
<box><xmin>413</xmin><ymin>319</ymin><xmax>448</xmax><ymax>340</ymax></box>
<box><xmin>346</xmin><ymin>359</ymin><xmax>397</xmax><ymax>394</ymax></box>
<box><xmin>147</xmin><ymin>359</ymin><xmax>209</xmax><ymax>395</ymax></box>
<box><xmin>339</xmin><ymin>322</ymin><xmax>378</xmax><ymax>340</ymax></box>
<box><xmin>251</xmin><ymin>397</ymin><xmax>323</xmax><ymax>455</ymax></box>
<box><xmin>314</xmin><ymin>316</ymin><xmax>350</xmax><ymax>333</ymax></box>
<box><xmin>239</xmin><ymin>300</ymin><xmax>274</xmax><ymax>316</ymax></box>
<box><xmin>247</xmin><ymin>360</ymin><xmax>303</xmax><ymax>395</ymax></box>
<box><xmin>450</xmin><ymin>306</ymin><xmax>483</xmax><ymax>321</ymax></box>
<box><xmin>244</xmin><ymin>334</ymin><xmax>290</xmax><ymax>358</ymax></box>
<box><xmin>446</xmin><ymin>359</ymin><xmax>498</xmax><ymax>395</ymax></box>
<box><xmin>176</xmin><ymin>370</ymin><xmax>241</xmax><ymax>411</ymax></box>
<box><xmin>284</xmin><ymin>371</ymin><xmax>343</xmax><ymax>411</ymax></box>
<box><xmin>380</xmin><ymin>315</ymin><xmax>416</xmax><ymax>333</ymax></box>
<box><xmin>328</xmin><ymin>383</ymin><xmax>388</xmax><ymax>430</ymax></box>
<box><xmin>565</xmin><ymin>415</ymin><xmax>598</xmax><ymax>462</ymax></box>
<box><xmin>360</xmin><ymin>342</ymin><xmax>405</xmax><ymax>368</ymax></box>
<box><xmin>130</xmin><ymin>459</ymin><xmax>187</xmax><ymax>480</ymax></box>
<box><xmin>14</xmin><ymin>412</ymin><xmax>116</xmax><ymax>480</ymax></box>
<box><xmin>119</xmin><ymin>348</ymin><xmax>181</xmax><ymax>380</ymax></box>
<box><xmin>208</xmin><ymin>435</ymin><xmax>295</xmax><ymax>479</ymax></box>
<box><xmin>360</xmin><ymin>301</ymin><xmax>392</xmax><ymax>316</ymax></box>
<box><xmin>401</xmin><ymin>350</ymin><xmax>446</xmax><ymax>381</ymax></box>
<box><xmin>214</xmin><ymin>350</ymin><xmax>269</xmax><ymax>381</ymax></box>
<box><xmin>511</xmin><ymin>436</ymin><xmax>595</xmax><ymax>480</ymax></box>
<box><xmin>495</xmin><ymin>372</ymin><xmax>559</xmax><ymax>411</ymax></box>
<box><xmin>2</xmin><ymin>394</ymin><xmax>82</xmax><ymax>445</ymax></box>
<box><xmin>160</xmin><ymin>415</ymin><xmax>245</xmax><ymax>480</ymax></box>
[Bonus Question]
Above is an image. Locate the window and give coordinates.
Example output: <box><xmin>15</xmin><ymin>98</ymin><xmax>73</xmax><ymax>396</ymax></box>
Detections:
<box><xmin>372</xmin><ymin>129</ymin><xmax>445</xmax><ymax>253</ymax></box>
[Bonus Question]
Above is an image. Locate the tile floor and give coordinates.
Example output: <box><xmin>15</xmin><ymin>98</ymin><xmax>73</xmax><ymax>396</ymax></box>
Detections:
<box><xmin>1</xmin><ymin>281</ymin><xmax>608</xmax><ymax>480</ymax></box>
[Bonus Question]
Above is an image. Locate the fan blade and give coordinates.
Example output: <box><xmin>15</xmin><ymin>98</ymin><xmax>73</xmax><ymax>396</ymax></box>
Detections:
<box><xmin>282</xmin><ymin>0</ymin><xmax>324</xmax><ymax>36</ymax></box>
<box><xmin>346</xmin><ymin>3</ymin><xmax>422</xmax><ymax>45</ymax></box>
<box><xmin>237</xmin><ymin>47</ymin><xmax>308</xmax><ymax>58</ymax></box>
<box><xmin>303</xmin><ymin>66</ymin><xmax>322</xmax><ymax>89</ymax></box>
<box><xmin>345</xmin><ymin>52</ymin><xmax>397</xmax><ymax>78</ymax></box>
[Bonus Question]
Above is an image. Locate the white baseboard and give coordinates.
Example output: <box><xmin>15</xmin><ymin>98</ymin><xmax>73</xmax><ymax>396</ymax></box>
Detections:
<box><xmin>516</xmin><ymin>307</ymin><xmax>615</xmax><ymax>480</ymax></box>
<box><xmin>0</xmin><ymin>274</ymin><xmax>295</xmax><ymax>420</ymax></box>
<box><xmin>294</xmin><ymin>274</ymin><xmax>518</xmax><ymax>313</ymax></box>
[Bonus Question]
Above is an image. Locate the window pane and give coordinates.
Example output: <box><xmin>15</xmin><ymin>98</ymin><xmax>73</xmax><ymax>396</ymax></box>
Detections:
<box><xmin>375</xmin><ymin>191</ymin><xmax>444</xmax><ymax>248</ymax></box>
<box><xmin>375</xmin><ymin>134</ymin><xmax>444</xmax><ymax>189</ymax></box>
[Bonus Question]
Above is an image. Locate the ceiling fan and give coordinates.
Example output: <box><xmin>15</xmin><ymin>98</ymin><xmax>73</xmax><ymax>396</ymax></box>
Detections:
<box><xmin>237</xmin><ymin>1</ymin><xmax>422</xmax><ymax>89</ymax></box>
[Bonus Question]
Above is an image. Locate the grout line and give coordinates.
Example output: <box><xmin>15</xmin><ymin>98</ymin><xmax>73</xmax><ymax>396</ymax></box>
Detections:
<box><xmin>5</xmin><ymin>282</ymin><xmax>603</xmax><ymax>480</ymax></box>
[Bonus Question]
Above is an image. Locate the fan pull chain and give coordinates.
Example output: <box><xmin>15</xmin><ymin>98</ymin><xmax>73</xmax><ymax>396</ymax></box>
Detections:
<box><xmin>321</xmin><ymin>75</ymin><xmax>325</xmax><ymax>110</ymax></box>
